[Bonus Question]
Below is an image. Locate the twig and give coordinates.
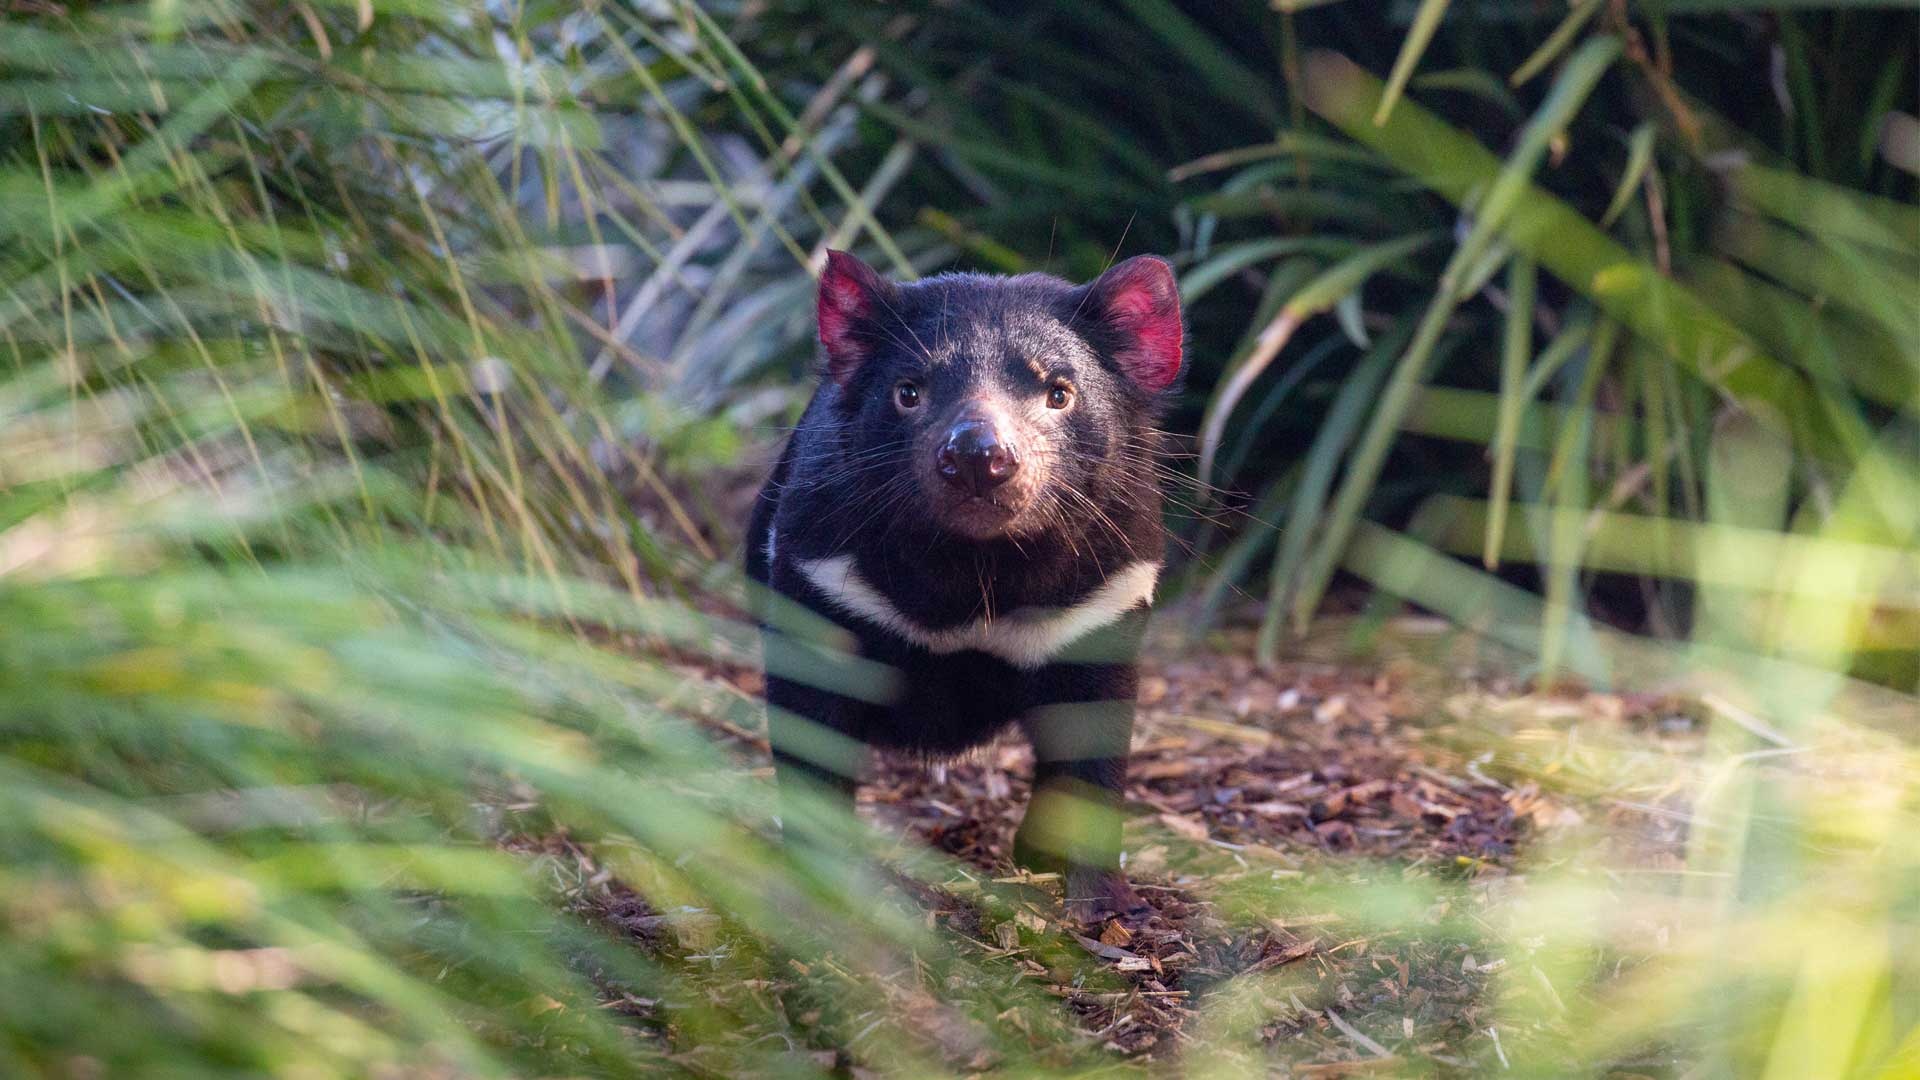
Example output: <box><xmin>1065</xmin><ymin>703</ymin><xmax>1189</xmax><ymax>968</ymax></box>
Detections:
<box><xmin>1323</xmin><ymin>1006</ymin><xmax>1392</xmax><ymax>1058</ymax></box>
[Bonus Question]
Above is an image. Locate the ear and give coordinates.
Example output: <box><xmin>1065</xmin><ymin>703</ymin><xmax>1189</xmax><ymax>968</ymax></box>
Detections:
<box><xmin>1076</xmin><ymin>255</ymin><xmax>1183</xmax><ymax>393</ymax></box>
<box><xmin>817</xmin><ymin>249</ymin><xmax>898</xmax><ymax>385</ymax></box>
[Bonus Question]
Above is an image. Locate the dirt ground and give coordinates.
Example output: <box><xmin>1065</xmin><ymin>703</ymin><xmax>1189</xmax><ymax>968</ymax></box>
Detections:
<box><xmin>519</xmin><ymin>618</ymin><xmax>1702</xmax><ymax>1075</ymax></box>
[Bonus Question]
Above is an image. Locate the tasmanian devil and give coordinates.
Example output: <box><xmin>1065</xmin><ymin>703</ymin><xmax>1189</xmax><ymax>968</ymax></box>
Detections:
<box><xmin>746</xmin><ymin>249</ymin><xmax>1183</xmax><ymax>920</ymax></box>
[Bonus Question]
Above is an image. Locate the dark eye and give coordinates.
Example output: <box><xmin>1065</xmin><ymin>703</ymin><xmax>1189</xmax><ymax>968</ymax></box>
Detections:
<box><xmin>894</xmin><ymin>381</ymin><xmax>922</xmax><ymax>410</ymax></box>
<box><xmin>1046</xmin><ymin>383</ymin><xmax>1073</xmax><ymax>410</ymax></box>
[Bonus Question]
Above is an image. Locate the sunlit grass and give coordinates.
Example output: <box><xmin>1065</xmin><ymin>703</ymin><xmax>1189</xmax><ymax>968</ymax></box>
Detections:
<box><xmin>2</xmin><ymin>0</ymin><xmax>1916</xmax><ymax>1075</ymax></box>
<box><xmin>0</xmin><ymin>1</ymin><xmax>962</xmax><ymax>1074</ymax></box>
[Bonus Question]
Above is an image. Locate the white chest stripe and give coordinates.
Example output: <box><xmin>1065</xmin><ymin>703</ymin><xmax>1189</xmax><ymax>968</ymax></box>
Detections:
<box><xmin>794</xmin><ymin>555</ymin><xmax>1159</xmax><ymax>669</ymax></box>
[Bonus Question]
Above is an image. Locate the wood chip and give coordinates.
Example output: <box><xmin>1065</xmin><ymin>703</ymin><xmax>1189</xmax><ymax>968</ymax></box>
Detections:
<box><xmin>1157</xmin><ymin>812</ymin><xmax>1211</xmax><ymax>842</ymax></box>
<box><xmin>1072</xmin><ymin>933</ymin><xmax>1141</xmax><ymax>962</ymax></box>
<box><xmin>1323</xmin><ymin>1005</ymin><xmax>1392</xmax><ymax>1057</ymax></box>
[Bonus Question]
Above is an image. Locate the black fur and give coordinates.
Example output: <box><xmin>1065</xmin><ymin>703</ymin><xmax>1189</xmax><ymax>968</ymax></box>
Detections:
<box><xmin>748</xmin><ymin>255</ymin><xmax>1182</xmax><ymax>919</ymax></box>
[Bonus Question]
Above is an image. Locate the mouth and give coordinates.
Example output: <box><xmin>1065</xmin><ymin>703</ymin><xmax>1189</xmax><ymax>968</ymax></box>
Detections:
<box><xmin>936</xmin><ymin>491</ymin><xmax>1024</xmax><ymax>539</ymax></box>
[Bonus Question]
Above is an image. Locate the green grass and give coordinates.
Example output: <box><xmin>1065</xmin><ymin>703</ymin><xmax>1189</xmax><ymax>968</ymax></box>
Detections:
<box><xmin>0</xmin><ymin>2</ymin><xmax>946</xmax><ymax>1073</ymax></box>
<box><xmin>2</xmin><ymin>1</ymin><xmax>1916</xmax><ymax>1075</ymax></box>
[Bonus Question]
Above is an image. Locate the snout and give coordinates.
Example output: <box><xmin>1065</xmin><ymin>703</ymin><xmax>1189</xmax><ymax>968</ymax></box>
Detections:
<box><xmin>937</xmin><ymin>417</ymin><xmax>1020</xmax><ymax>496</ymax></box>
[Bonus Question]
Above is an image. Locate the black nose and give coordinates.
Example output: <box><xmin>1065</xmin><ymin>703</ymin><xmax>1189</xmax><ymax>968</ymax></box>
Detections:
<box><xmin>938</xmin><ymin>419</ymin><xmax>1019</xmax><ymax>494</ymax></box>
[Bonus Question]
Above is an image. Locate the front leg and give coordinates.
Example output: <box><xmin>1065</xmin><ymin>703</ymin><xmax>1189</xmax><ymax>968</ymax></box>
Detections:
<box><xmin>1013</xmin><ymin>662</ymin><xmax>1148</xmax><ymax>923</ymax></box>
<box><xmin>764</xmin><ymin>674</ymin><xmax>868</xmax><ymax>857</ymax></box>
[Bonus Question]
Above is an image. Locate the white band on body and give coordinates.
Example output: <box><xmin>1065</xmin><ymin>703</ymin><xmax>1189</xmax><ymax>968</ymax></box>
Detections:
<box><xmin>795</xmin><ymin>555</ymin><xmax>1159</xmax><ymax>670</ymax></box>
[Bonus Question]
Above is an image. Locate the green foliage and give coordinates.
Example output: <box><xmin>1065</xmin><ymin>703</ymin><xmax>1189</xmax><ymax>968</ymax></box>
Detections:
<box><xmin>772</xmin><ymin>2</ymin><xmax>1919</xmax><ymax>1072</ymax></box>
<box><xmin>2</xmin><ymin>0</ymin><xmax>1917</xmax><ymax>1076</ymax></box>
<box><xmin>0</xmin><ymin>2</ymin><xmax>965</xmax><ymax>1075</ymax></box>
<box><xmin>772</xmin><ymin>0</ymin><xmax>1919</xmax><ymax>679</ymax></box>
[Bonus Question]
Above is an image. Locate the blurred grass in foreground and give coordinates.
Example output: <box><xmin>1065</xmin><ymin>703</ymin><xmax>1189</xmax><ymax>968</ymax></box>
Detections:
<box><xmin>1192</xmin><ymin>20</ymin><xmax>1920</xmax><ymax>1073</ymax></box>
<box><xmin>0</xmin><ymin>2</ymin><xmax>982</xmax><ymax>1074</ymax></box>
<box><xmin>1</xmin><ymin>1</ymin><xmax>1917</xmax><ymax>1077</ymax></box>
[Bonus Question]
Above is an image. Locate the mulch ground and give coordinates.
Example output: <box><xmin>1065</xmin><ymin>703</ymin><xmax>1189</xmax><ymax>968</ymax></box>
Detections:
<box><xmin>855</xmin><ymin>642</ymin><xmax>1545</xmax><ymax>1071</ymax></box>
<box><xmin>510</xmin><ymin>620</ymin><xmax>1701</xmax><ymax>1075</ymax></box>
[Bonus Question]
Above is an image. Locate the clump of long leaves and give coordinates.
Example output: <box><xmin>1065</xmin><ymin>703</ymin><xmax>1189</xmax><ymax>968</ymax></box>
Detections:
<box><xmin>0</xmin><ymin>2</ymin><xmax>1048</xmax><ymax>1075</ymax></box>
<box><xmin>1172</xmin><ymin>11</ymin><xmax>1920</xmax><ymax>1072</ymax></box>
<box><xmin>4</xmin><ymin>1</ymin><xmax>1918</xmax><ymax>1075</ymax></box>
<box><xmin>1196</xmin><ymin>22</ymin><xmax>1918</xmax><ymax>684</ymax></box>
<box><xmin>742</xmin><ymin>1</ymin><xmax>1920</xmax><ymax>1074</ymax></box>
<box><xmin>771</xmin><ymin>3</ymin><xmax>1917</xmax><ymax>681</ymax></box>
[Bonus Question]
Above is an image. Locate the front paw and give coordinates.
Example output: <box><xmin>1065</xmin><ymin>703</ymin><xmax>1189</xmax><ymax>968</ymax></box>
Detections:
<box><xmin>1010</xmin><ymin>825</ymin><xmax>1066</xmax><ymax>877</ymax></box>
<box><xmin>1063</xmin><ymin>867</ymin><xmax>1149</xmax><ymax>926</ymax></box>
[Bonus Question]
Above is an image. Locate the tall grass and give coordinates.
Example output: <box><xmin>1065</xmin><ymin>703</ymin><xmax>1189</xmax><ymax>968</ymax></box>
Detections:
<box><xmin>773</xmin><ymin>3</ymin><xmax>1917</xmax><ymax>683</ymax></box>
<box><xmin>2</xmin><ymin>1</ymin><xmax>1916</xmax><ymax>1076</ymax></box>
<box><xmin>0</xmin><ymin>2</ymin><xmax>998</xmax><ymax>1074</ymax></box>
<box><xmin>735</xmin><ymin>1</ymin><xmax>1920</xmax><ymax>1074</ymax></box>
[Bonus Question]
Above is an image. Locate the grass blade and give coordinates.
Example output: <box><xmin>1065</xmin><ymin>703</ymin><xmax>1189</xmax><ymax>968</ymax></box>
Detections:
<box><xmin>1196</xmin><ymin>232</ymin><xmax>1436</xmax><ymax>487</ymax></box>
<box><xmin>1373</xmin><ymin>0</ymin><xmax>1452</xmax><ymax>126</ymax></box>
<box><xmin>1115</xmin><ymin>0</ymin><xmax>1282</xmax><ymax>126</ymax></box>
<box><xmin>1599</xmin><ymin>122</ymin><xmax>1657</xmax><ymax>229</ymax></box>
<box><xmin>1510</xmin><ymin>0</ymin><xmax>1604</xmax><ymax>87</ymax></box>
<box><xmin>1538</xmin><ymin>322</ymin><xmax>1613</xmax><ymax>682</ymax></box>
<box><xmin>1485</xmin><ymin>255</ymin><xmax>1537</xmax><ymax>568</ymax></box>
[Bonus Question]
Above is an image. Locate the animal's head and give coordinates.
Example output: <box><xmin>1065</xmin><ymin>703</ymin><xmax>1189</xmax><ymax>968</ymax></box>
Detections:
<box><xmin>815</xmin><ymin>250</ymin><xmax>1183</xmax><ymax>542</ymax></box>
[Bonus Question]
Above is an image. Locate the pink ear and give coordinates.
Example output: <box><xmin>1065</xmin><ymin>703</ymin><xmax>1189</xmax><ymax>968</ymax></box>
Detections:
<box><xmin>817</xmin><ymin>250</ymin><xmax>893</xmax><ymax>384</ymax></box>
<box><xmin>1083</xmin><ymin>255</ymin><xmax>1183</xmax><ymax>392</ymax></box>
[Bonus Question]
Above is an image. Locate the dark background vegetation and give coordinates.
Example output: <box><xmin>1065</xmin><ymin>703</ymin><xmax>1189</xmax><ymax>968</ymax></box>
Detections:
<box><xmin>1</xmin><ymin>1</ymin><xmax>1914</xmax><ymax>1075</ymax></box>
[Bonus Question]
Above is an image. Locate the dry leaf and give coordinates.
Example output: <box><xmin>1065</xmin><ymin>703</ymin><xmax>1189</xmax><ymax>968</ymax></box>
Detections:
<box><xmin>1138</xmin><ymin>675</ymin><xmax>1169</xmax><ymax>706</ymax></box>
<box><xmin>1072</xmin><ymin>933</ymin><xmax>1140</xmax><ymax>962</ymax></box>
<box><xmin>1158</xmin><ymin>812</ymin><xmax>1211</xmax><ymax>842</ymax></box>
